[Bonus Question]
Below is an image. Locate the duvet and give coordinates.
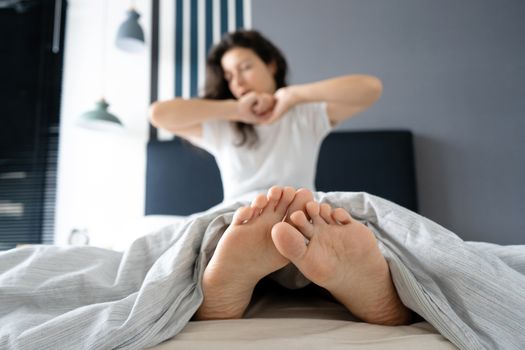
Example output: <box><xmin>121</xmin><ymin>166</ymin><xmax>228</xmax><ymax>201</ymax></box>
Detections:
<box><xmin>0</xmin><ymin>192</ymin><xmax>524</xmax><ymax>350</ymax></box>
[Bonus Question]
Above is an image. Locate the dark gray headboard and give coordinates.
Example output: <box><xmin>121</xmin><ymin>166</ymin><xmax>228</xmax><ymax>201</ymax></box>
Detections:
<box><xmin>145</xmin><ymin>130</ymin><xmax>418</xmax><ymax>215</ymax></box>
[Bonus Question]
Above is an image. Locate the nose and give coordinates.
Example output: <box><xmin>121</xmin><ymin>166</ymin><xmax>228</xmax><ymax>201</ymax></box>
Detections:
<box><xmin>230</xmin><ymin>73</ymin><xmax>246</xmax><ymax>96</ymax></box>
<box><xmin>232</xmin><ymin>72</ymin><xmax>246</xmax><ymax>86</ymax></box>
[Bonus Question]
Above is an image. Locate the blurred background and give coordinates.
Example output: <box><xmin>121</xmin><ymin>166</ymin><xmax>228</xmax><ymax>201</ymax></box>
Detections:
<box><xmin>0</xmin><ymin>0</ymin><xmax>523</xmax><ymax>250</ymax></box>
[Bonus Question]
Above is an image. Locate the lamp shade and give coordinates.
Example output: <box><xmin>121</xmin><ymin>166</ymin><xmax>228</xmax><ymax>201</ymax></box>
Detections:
<box><xmin>77</xmin><ymin>99</ymin><xmax>123</xmax><ymax>131</ymax></box>
<box><xmin>115</xmin><ymin>8</ymin><xmax>145</xmax><ymax>53</ymax></box>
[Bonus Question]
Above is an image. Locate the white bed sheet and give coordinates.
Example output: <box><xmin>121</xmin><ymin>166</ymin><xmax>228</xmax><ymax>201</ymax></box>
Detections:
<box><xmin>150</xmin><ymin>282</ymin><xmax>457</xmax><ymax>349</ymax></box>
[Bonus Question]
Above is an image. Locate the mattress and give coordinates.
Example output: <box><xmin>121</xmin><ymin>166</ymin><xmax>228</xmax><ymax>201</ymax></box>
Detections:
<box><xmin>150</xmin><ymin>280</ymin><xmax>457</xmax><ymax>349</ymax></box>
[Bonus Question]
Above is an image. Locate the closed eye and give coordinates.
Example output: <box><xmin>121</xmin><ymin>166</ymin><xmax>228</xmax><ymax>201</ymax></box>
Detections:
<box><xmin>240</xmin><ymin>63</ymin><xmax>252</xmax><ymax>71</ymax></box>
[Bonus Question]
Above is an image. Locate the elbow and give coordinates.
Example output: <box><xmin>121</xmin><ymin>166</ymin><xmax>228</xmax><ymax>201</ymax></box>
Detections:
<box><xmin>148</xmin><ymin>101</ymin><xmax>165</xmax><ymax>128</ymax></box>
<box><xmin>367</xmin><ymin>76</ymin><xmax>383</xmax><ymax>105</ymax></box>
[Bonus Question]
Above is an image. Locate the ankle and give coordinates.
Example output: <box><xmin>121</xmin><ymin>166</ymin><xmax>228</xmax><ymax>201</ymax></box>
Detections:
<box><xmin>362</xmin><ymin>298</ymin><xmax>413</xmax><ymax>326</ymax></box>
<box><xmin>356</xmin><ymin>283</ymin><xmax>413</xmax><ymax>326</ymax></box>
<box><xmin>194</xmin><ymin>299</ymin><xmax>246</xmax><ymax>320</ymax></box>
<box><xmin>195</xmin><ymin>272</ymin><xmax>258</xmax><ymax>320</ymax></box>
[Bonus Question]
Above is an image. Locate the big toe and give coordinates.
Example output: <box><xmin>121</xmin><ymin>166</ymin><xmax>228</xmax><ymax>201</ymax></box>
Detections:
<box><xmin>285</xmin><ymin>188</ymin><xmax>314</xmax><ymax>223</ymax></box>
<box><xmin>271</xmin><ymin>222</ymin><xmax>308</xmax><ymax>262</ymax></box>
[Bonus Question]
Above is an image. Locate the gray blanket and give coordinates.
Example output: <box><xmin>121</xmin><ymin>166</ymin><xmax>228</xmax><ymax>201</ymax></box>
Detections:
<box><xmin>1</xmin><ymin>192</ymin><xmax>524</xmax><ymax>350</ymax></box>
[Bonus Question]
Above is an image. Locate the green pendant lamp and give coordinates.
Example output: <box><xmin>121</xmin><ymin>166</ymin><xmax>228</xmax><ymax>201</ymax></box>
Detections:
<box><xmin>77</xmin><ymin>98</ymin><xmax>123</xmax><ymax>131</ymax></box>
<box><xmin>115</xmin><ymin>8</ymin><xmax>145</xmax><ymax>53</ymax></box>
<box><xmin>78</xmin><ymin>0</ymin><xmax>124</xmax><ymax>131</ymax></box>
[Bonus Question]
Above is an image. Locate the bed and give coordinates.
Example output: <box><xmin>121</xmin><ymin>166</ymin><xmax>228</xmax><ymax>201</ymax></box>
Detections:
<box><xmin>150</xmin><ymin>280</ymin><xmax>456</xmax><ymax>350</ymax></box>
<box><xmin>143</xmin><ymin>130</ymin><xmax>456</xmax><ymax>349</ymax></box>
<box><xmin>117</xmin><ymin>2</ymin><xmax>525</xmax><ymax>347</ymax></box>
<box><xmin>2</xmin><ymin>130</ymin><xmax>524</xmax><ymax>349</ymax></box>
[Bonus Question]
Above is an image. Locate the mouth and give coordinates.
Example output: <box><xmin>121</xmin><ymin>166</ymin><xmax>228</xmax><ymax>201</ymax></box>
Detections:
<box><xmin>239</xmin><ymin>89</ymin><xmax>251</xmax><ymax>97</ymax></box>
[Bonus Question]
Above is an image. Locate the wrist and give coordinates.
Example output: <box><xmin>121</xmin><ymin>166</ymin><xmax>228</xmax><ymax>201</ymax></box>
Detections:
<box><xmin>221</xmin><ymin>99</ymin><xmax>240</xmax><ymax>122</ymax></box>
<box><xmin>273</xmin><ymin>86</ymin><xmax>302</xmax><ymax>114</ymax></box>
<box><xmin>283</xmin><ymin>85</ymin><xmax>303</xmax><ymax>106</ymax></box>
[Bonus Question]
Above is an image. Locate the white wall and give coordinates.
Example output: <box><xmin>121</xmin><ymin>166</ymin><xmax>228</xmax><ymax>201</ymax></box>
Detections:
<box><xmin>57</xmin><ymin>0</ymin><xmax>251</xmax><ymax>250</ymax></box>
<box><xmin>56</xmin><ymin>0</ymin><xmax>151</xmax><ymax>249</ymax></box>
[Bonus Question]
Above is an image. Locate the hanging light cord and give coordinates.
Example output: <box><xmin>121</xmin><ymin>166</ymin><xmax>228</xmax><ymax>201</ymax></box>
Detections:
<box><xmin>101</xmin><ymin>0</ymin><xmax>108</xmax><ymax>99</ymax></box>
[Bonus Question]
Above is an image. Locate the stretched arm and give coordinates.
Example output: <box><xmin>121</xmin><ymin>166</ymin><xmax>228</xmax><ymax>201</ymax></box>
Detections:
<box><xmin>149</xmin><ymin>92</ymin><xmax>275</xmax><ymax>139</ymax></box>
<box><xmin>149</xmin><ymin>99</ymin><xmax>236</xmax><ymax>138</ymax></box>
<box><xmin>270</xmin><ymin>75</ymin><xmax>383</xmax><ymax>126</ymax></box>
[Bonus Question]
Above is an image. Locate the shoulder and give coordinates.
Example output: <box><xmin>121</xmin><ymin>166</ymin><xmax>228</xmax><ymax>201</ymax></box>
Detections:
<box><xmin>291</xmin><ymin>101</ymin><xmax>327</xmax><ymax>115</ymax></box>
<box><xmin>285</xmin><ymin>102</ymin><xmax>329</xmax><ymax>125</ymax></box>
<box><xmin>286</xmin><ymin>102</ymin><xmax>329</xmax><ymax>125</ymax></box>
<box><xmin>189</xmin><ymin>119</ymin><xmax>233</xmax><ymax>154</ymax></box>
<box><xmin>282</xmin><ymin>102</ymin><xmax>332</xmax><ymax>139</ymax></box>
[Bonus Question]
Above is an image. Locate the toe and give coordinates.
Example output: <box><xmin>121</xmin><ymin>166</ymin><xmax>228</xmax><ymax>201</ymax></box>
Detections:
<box><xmin>285</xmin><ymin>188</ymin><xmax>314</xmax><ymax>223</ymax></box>
<box><xmin>290</xmin><ymin>210</ymin><xmax>315</xmax><ymax>239</ymax></box>
<box><xmin>251</xmin><ymin>193</ymin><xmax>268</xmax><ymax>211</ymax></box>
<box><xmin>295</xmin><ymin>188</ymin><xmax>314</xmax><ymax>202</ymax></box>
<box><xmin>271</xmin><ymin>222</ymin><xmax>308</xmax><ymax>262</ymax></box>
<box><xmin>232</xmin><ymin>206</ymin><xmax>255</xmax><ymax>225</ymax></box>
<box><xmin>305</xmin><ymin>201</ymin><xmax>323</xmax><ymax>225</ymax></box>
<box><xmin>320</xmin><ymin>203</ymin><xmax>335</xmax><ymax>224</ymax></box>
<box><xmin>267</xmin><ymin>186</ymin><xmax>284</xmax><ymax>202</ymax></box>
<box><xmin>332</xmin><ymin>208</ymin><xmax>352</xmax><ymax>225</ymax></box>
<box><xmin>262</xmin><ymin>187</ymin><xmax>283</xmax><ymax>216</ymax></box>
<box><xmin>275</xmin><ymin>186</ymin><xmax>296</xmax><ymax>214</ymax></box>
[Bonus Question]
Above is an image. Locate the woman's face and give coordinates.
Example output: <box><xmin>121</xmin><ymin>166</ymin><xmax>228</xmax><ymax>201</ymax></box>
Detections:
<box><xmin>221</xmin><ymin>47</ymin><xmax>277</xmax><ymax>99</ymax></box>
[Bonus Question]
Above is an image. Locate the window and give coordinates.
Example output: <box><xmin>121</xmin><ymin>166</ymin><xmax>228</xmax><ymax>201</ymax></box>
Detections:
<box><xmin>0</xmin><ymin>0</ymin><xmax>66</xmax><ymax>249</ymax></box>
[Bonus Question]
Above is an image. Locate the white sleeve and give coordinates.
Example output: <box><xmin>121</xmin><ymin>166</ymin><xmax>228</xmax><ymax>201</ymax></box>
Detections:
<box><xmin>189</xmin><ymin>120</ymin><xmax>228</xmax><ymax>156</ymax></box>
<box><xmin>293</xmin><ymin>102</ymin><xmax>332</xmax><ymax>142</ymax></box>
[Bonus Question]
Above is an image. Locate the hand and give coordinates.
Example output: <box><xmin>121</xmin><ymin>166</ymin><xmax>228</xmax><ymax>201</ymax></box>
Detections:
<box><xmin>251</xmin><ymin>93</ymin><xmax>275</xmax><ymax>118</ymax></box>
<box><xmin>260</xmin><ymin>87</ymin><xmax>299</xmax><ymax>124</ymax></box>
<box><xmin>236</xmin><ymin>92</ymin><xmax>275</xmax><ymax>124</ymax></box>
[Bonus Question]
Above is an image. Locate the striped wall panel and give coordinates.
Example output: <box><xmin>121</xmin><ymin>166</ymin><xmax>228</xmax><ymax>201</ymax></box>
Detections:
<box><xmin>154</xmin><ymin>0</ymin><xmax>252</xmax><ymax>141</ymax></box>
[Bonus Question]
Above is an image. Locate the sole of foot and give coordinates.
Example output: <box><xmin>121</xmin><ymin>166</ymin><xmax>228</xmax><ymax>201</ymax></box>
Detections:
<box><xmin>271</xmin><ymin>201</ymin><xmax>412</xmax><ymax>325</ymax></box>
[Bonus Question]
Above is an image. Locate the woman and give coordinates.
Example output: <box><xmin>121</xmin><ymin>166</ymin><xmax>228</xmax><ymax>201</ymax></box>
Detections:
<box><xmin>150</xmin><ymin>30</ymin><xmax>383</xmax><ymax>202</ymax></box>
<box><xmin>150</xmin><ymin>30</ymin><xmax>411</xmax><ymax>325</ymax></box>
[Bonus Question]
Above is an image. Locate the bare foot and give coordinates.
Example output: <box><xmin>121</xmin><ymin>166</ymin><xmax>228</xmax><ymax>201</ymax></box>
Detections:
<box><xmin>195</xmin><ymin>186</ymin><xmax>311</xmax><ymax>320</ymax></box>
<box><xmin>271</xmin><ymin>201</ymin><xmax>412</xmax><ymax>325</ymax></box>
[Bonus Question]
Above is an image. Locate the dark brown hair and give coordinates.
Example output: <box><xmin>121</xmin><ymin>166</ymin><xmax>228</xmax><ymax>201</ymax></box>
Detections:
<box><xmin>203</xmin><ymin>30</ymin><xmax>288</xmax><ymax>147</ymax></box>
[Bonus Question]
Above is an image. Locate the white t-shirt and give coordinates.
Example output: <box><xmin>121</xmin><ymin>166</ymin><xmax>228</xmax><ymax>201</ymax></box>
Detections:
<box><xmin>194</xmin><ymin>102</ymin><xmax>331</xmax><ymax>201</ymax></box>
